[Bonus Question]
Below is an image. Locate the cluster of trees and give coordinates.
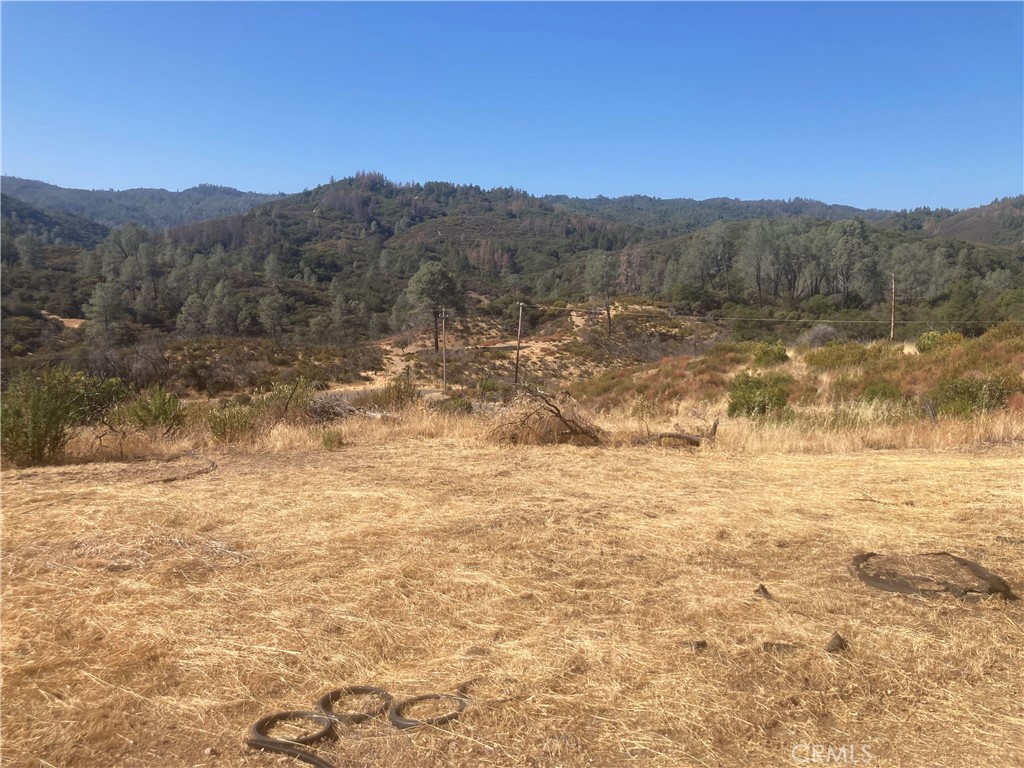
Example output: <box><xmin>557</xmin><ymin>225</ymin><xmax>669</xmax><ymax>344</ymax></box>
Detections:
<box><xmin>1</xmin><ymin>177</ymin><xmax>284</xmax><ymax>231</ymax></box>
<box><xmin>1</xmin><ymin>193</ymin><xmax>110</xmax><ymax>250</ymax></box>
<box><xmin>2</xmin><ymin>173</ymin><xmax>1021</xmax><ymax>360</ymax></box>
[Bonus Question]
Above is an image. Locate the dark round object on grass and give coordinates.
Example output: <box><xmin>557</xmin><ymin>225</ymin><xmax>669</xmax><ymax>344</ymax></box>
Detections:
<box><xmin>246</xmin><ymin>710</ymin><xmax>337</xmax><ymax>768</ymax></box>
<box><xmin>316</xmin><ymin>685</ymin><xmax>393</xmax><ymax>723</ymax></box>
<box><xmin>388</xmin><ymin>693</ymin><xmax>468</xmax><ymax>729</ymax></box>
<box><xmin>852</xmin><ymin>552</ymin><xmax>1019</xmax><ymax>601</ymax></box>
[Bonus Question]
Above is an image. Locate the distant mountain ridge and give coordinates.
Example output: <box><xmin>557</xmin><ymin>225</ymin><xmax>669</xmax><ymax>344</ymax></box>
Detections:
<box><xmin>542</xmin><ymin>193</ymin><xmax>893</xmax><ymax>233</ymax></box>
<box><xmin>3</xmin><ymin>174</ymin><xmax>1020</xmax><ymax>250</ymax></box>
<box><xmin>1</xmin><ymin>193</ymin><xmax>110</xmax><ymax>248</ymax></box>
<box><xmin>0</xmin><ymin>177</ymin><xmax>286</xmax><ymax>231</ymax></box>
<box><xmin>922</xmin><ymin>196</ymin><xmax>1023</xmax><ymax>247</ymax></box>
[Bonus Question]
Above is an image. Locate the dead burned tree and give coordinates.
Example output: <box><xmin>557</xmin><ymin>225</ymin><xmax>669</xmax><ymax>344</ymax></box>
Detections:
<box><xmin>490</xmin><ymin>388</ymin><xmax>605</xmax><ymax>446</ymax></box>
<box><xmin>630</xmin><ymin>418</ymin><xmax>718</xmax><ymax>448</ymax></box>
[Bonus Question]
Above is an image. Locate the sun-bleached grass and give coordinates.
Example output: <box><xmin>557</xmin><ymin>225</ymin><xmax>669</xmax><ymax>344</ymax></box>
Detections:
<box><xmin>2</xmin><ymin>423</ymin><xmax>1022</xmax><ymax>768</ymax></box>
<box><xmin>42</xmin><ymin>386</ymin><xmax>1024</xmax><ymax>475</ymax></box>
<box><xmin>53</xmin><ymin>397</ymin><xmax>1024</xmax><ymax>465</ymax></box>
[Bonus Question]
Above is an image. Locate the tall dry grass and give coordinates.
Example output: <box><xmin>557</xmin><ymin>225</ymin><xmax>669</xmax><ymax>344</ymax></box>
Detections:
<box><xmin>2</xmin><ymin>434</ymin><xmax>1021</xmax><ymax>768</ymax></box>
<box><xmin>51</xmin><ymin>394</ymin><xmax>1024</xmax><ymax>466</ymax></box>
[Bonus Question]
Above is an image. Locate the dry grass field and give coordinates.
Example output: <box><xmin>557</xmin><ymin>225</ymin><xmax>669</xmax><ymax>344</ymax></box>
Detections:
<box><xmin>2</xmin><ymin>414</ymin><xmax>1023</xmax><ymax>768</ymax></box>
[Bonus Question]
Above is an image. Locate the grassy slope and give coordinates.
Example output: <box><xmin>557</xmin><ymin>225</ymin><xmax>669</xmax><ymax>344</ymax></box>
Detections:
<box><xmin>2</xmin><ymin>429</ymin><xmax>1022</xmax><ymax>768</ymax></box>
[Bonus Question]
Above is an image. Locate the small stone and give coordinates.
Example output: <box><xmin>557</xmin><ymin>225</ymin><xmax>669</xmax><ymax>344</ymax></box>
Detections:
<box><xmin>825</xmin><ymin>632</ymin><xmax>849</xmax><ymax>653</ymax></box>
<box><xmin>204</xmin><ymin>747</ymin><xmax>218</xmax><ymax>757</ymax></box>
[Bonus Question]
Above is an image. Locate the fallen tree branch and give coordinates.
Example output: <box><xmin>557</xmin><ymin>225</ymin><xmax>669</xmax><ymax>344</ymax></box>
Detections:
<box><xmin>630</xmin><ymin>418</ymin><xmax>718</xmax><ymax>448</ymax></box>
<box><xmin>630</xmin><ymin>432</ymin><xmax>704</xmax><ymax>447</ymax></box>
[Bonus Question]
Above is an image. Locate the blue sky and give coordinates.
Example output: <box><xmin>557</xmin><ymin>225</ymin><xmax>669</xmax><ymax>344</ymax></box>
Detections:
<box><xmin>2</xmin><ymin>2</ymin><xmax>1021</xmax><ymax>210</ymax></box>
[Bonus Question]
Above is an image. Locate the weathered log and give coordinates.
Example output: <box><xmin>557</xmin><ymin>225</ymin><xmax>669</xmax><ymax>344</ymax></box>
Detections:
<box><xmin>631</xmin><ymin>432</ymin><xmax>703</xmax><ymax>447</ymax></box>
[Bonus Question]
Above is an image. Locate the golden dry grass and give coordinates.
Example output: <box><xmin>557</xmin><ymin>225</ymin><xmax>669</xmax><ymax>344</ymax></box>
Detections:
<box><xmin>2</xmin><ymin>416</ymin><xmax>1023</xmax><ymax>767</ymax></box>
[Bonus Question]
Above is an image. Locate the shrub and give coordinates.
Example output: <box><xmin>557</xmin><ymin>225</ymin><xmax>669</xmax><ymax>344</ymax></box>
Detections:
<box><xmin>253</xmin><ymin>377</ymin><xmax>316</xmax><ymax>420</ymax></box>
<box><xmin>796</xmin><ymin>324</ymin><xmax>842</xmax><ymax>348</ymax></box>
<box><xmin>207</xmin><ymin>404</ymin><xmax>258</xmax><ymax>443</ymax></box>
<box><xmin>321</xmin><ymin>428</ymin><xmax>345</xmax><ymax>451</ymax></box>
<box><xmin>753</xmin><ymin>340</ymin><xmax>789</xmax><ymax>367</ymax></box>
<box><xmin>352</xmin><ymin>371</ymin><xmax>419</xmax><ymax>412</ymax></box>
<box><xmin>71</xmin><ymin>374</ymin><xmax>129</xmax><ymax>424</ymax></box>
<box><xmin>120</xmin><ymin>385</ymin><xmax>184</xmax><ymax>431</ymax></box>
<box><xmin>805</xmin><ymin>341</ymin><xmax>901</xmax><ymax>371</ymax></box>
<box><xmin>430</xmin><ymin>396</ymin><xmax>473</xmax><ymax>415</ymax></box>
<box><xmin>477</xmin><ymin>377</ymin><xmax>516</xmax><ymax>402</ymax></box>
<box><xmin>1</xmin><ymin>368</ymin><xmax>128</xmax><ymax>466</ymax></box>
<box><xmin>861</xmin><ymin>380</ymin><xmax>905</xmax><ymax>403</ymax></box>
<box><xmin>916</xmin><ymin>331</ymin><xmax>963</xmax><ymax>354</ymax></box>
<box><xmin>1</xmin><ymin>369</ymin><xmax>81</xmax><ymax>466</ymax></box>
<box><xmin>726</xmin><ymin>371</ymin><xmax>793</xmax><ymax>417</ymax></box>
<box><xmin>928</xmin><ymin>375</ymin><xmax>1017</xmax><ymax>417</ymax></box>
<box><xmin>706</xmin><ymin>340</ymin><xmax>755</xmax><ymax>358</ymax></box>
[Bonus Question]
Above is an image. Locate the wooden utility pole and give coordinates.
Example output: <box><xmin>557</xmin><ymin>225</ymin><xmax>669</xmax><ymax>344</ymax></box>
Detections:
<box><xmin>890</xmin><ymin>273</ymin><xmax>896</xmax><ymax>341</ymax></box>
<box><xmin>514</xmin><ymin>302</ymin><xmax>524</xmax><ymax>385</ymax></box>
<box><xmin>440</xmin><ymin>309</ymin><xmax>449</xmax><ymax>393</ymax></box>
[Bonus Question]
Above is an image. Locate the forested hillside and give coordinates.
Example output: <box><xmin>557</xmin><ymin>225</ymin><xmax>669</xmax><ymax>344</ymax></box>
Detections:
<box><xmin>921</xmin><ymin>196</ymin><xmax>1024</xmax><ymax>247</ymax></box>
<box><xmin>1</xmin><ymin>194</ymin><xmax>110</xmax><ymax>249</ymax></box>
<box><xmin>0</xmin><ymin>177</ymin><xmax>285</xmax><ymax>231</ymax></box>
<box><xmin>878</xmin><ymin>196</ymin><xmax>1024</xmax><ymax>248</ymax></box>
<box><xmin>2</xmin><ymin>172</ymin><xmax>1021</xmax><ymax>366</ymax></box>
<box><xmin>543</xmin><ymin>193</ymin><xmax>891</xmax><ymax>234</ymax></box>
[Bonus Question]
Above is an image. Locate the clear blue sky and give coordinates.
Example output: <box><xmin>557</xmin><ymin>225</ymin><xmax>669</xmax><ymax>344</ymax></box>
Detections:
<box><xmin>2</xmin><ymin>2</ymin><xmax>1021</xmax><ymax>210</ymax></box>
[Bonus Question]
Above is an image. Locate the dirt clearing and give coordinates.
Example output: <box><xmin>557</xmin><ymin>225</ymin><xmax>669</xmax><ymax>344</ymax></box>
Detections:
<box><xmin>2</xmin><ymin>441</ymin><xmax>1022</xmax><ymax>767</ymax></box>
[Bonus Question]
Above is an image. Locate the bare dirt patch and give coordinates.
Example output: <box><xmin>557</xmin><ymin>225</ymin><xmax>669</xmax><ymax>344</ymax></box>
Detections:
<box><xmin>2</xmin><ymin>442</ymin><xmax>1022</xmax><ymax>767</ymax></box>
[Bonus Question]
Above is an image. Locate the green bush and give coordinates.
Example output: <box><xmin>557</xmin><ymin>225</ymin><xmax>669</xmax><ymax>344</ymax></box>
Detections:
<box><xmin>753</xmin><ymin>340</ymin><xmax>789</xmax><ymax>367</ymax></box>
<box><xmin>916</xmin><ymin>331</ymin><xmax>963</xmax><ymax>354</ymax></box>
<box><xmin>1</xmin><ymin>368</ymin><xmax>128</xmax><ymax>466</ymax></box>
<box><xmin>253</xmin><ymin>377</ymin><xmax>316</xmax><ymax>420</ymax></box>
<box><xmin>1</xmin><ymin>369</ymin><xmax>79</xmax><ymax>466</ymax></box>
<box><xmin>928</xmin><ymin>375</ymin><xmax>1017</xmax><ymax>417</ymax></box>
<box><xmin>70</xmin><ymin>373</ymin><xmax>128</xmax><ymax>424</ymax></box>
<box><xmin>207</xmin><ymin>404</ymin><xmax>258</xmax><ymax>443</ymax></box>
<box><xmin>727</xmin><ymin>371</ymin><xmax>794</xmax><ymax>417</ymax></box>
<box><xmin>121</xmin><ymin>385</ymin><xmax>184</xmax><ymax>430</ymax></box>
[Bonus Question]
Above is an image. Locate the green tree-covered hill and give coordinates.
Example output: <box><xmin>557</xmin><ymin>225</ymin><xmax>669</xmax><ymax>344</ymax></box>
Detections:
<box><xmin>878</xmin><ymin>196</ymin><xmax>1024</xmax><ymax>248</ymax></box>
<box><xmin>1</xmin><ymin>177</ymin><xmax>286</xmax><ymax>231</ymax></box>
<box><xmin>1</xmin><ymin>193</ymin><xmax>110</xmax><ymax>249</ymax></box>
<box><xmin>2</xmin><ymin>172</ymin><xmax>1021</xmax><ymax>365</ymax></box>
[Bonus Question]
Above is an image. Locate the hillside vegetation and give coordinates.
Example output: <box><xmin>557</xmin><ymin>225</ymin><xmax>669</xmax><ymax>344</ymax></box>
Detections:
<box><xmin>2</xmin><ymin>173</ymin><xmax>1021</xmax><ymax>368</ymax></box>
<box><xmin>1</xmin><ymin>176</ymin><xmax>285</xmax><ymax>231</ymax></box>
<box><xmin>2</xmin><ymin>320</ymin><xmax>1020</xmax><ymax>470</ymax></box>
<box><xmin>1</xmin><ymin>193</ymin><xmax>111</xmax><ymax>248</ymax></box>
<box><xmin>880</xmin><ymin>196</ymin><xmax>1024</xmax><ymax>248</ymax></box>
